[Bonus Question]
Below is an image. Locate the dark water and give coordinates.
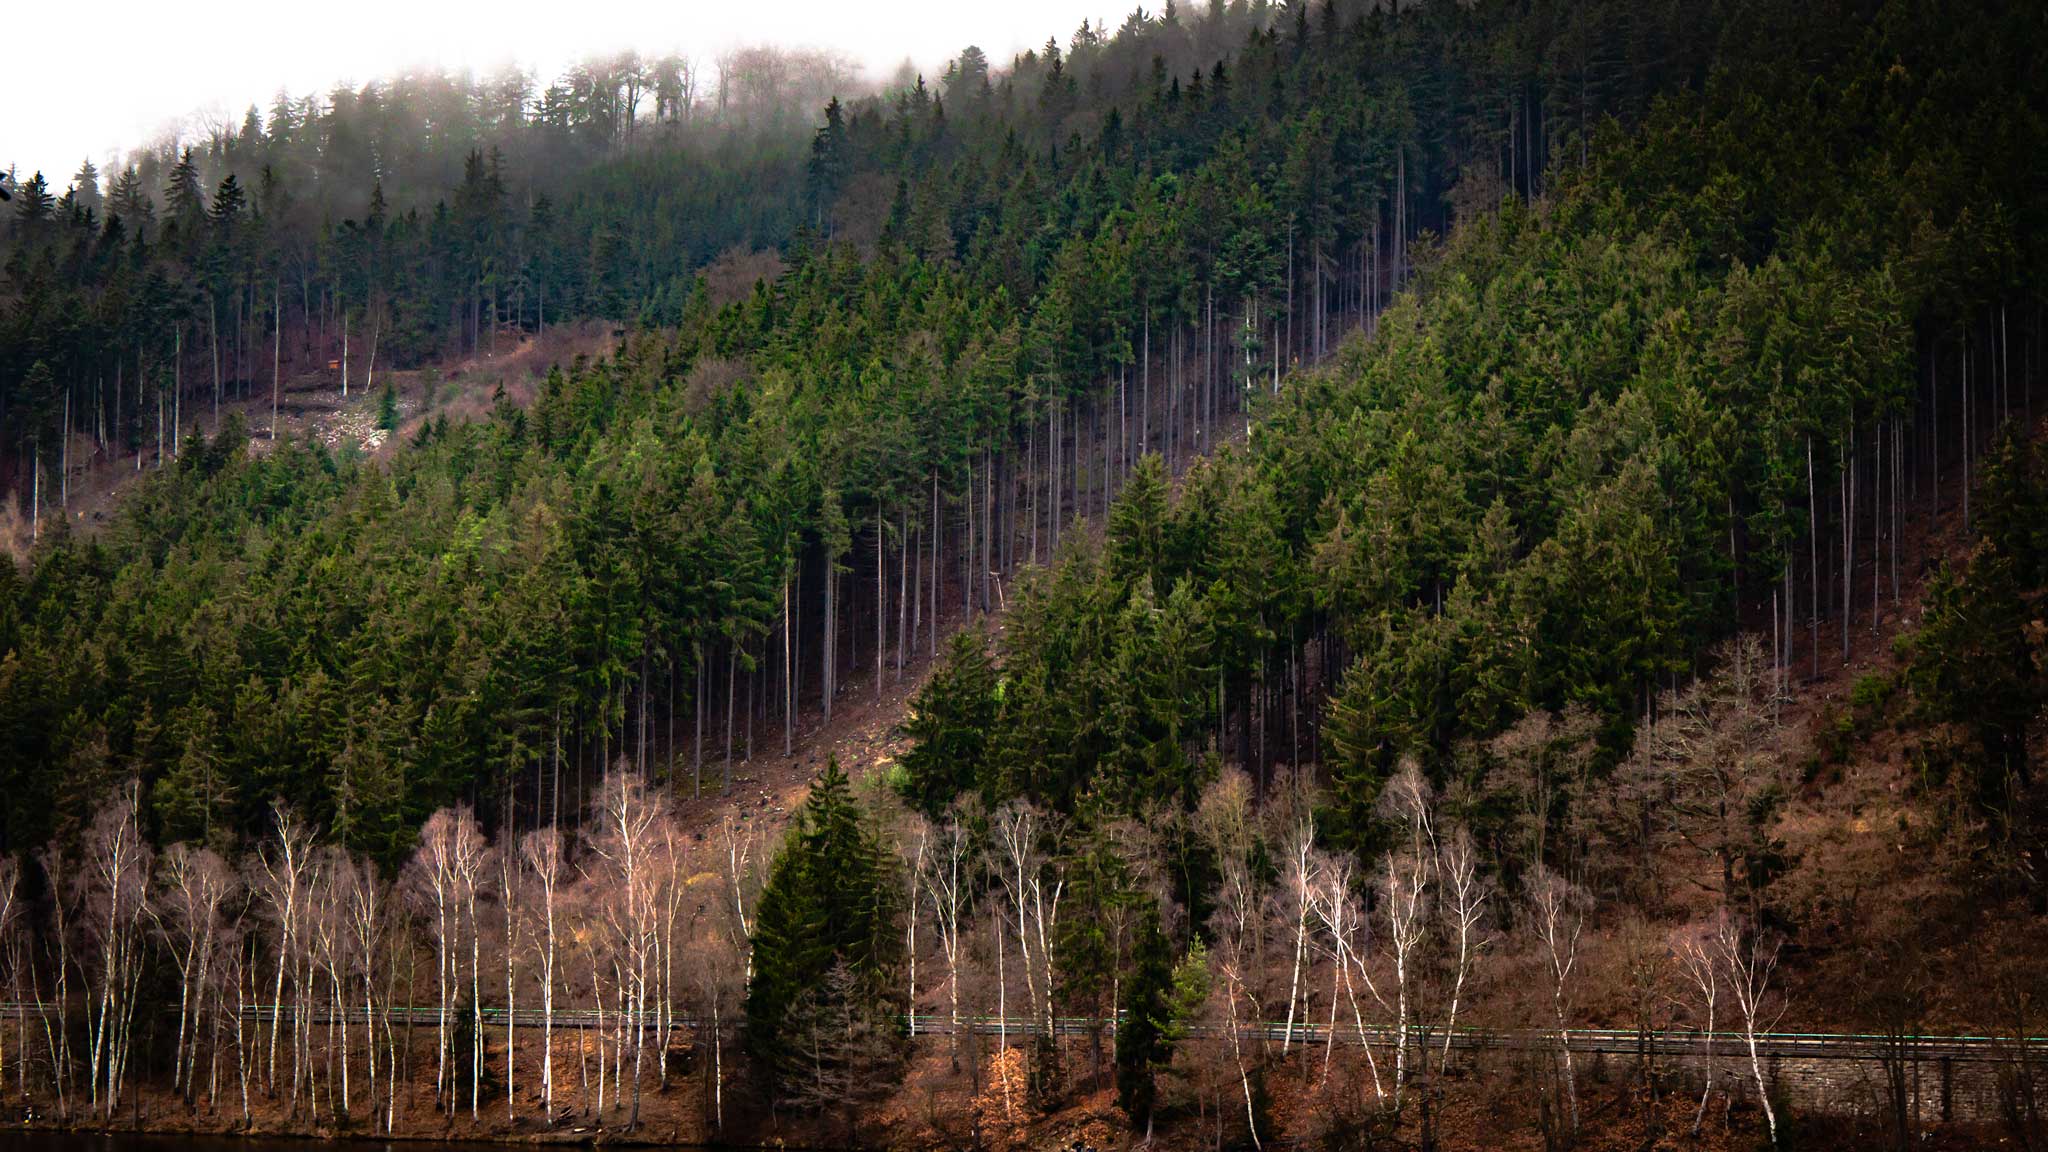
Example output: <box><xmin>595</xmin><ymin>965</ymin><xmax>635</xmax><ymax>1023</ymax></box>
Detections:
<box><xmin>0</xmin><ymin>1137</ymin><xmax>578</xmax><ymax>1152</ymax></box>
<box><xmin>0</xmin><ymin>1135</ymin><xmax>791</xmax><ymax>1152</ymax></box>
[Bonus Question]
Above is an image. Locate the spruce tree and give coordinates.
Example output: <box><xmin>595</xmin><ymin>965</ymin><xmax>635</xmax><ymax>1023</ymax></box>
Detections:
<box><xmin>898</xmin><ymin>628</ymin><xmax>1000</xmax><ymax>814</ymax></box>
<box><xmin>746</xmin><ymin>759</ymin><xmax>902</xmax><ymax>1093</ymax></box>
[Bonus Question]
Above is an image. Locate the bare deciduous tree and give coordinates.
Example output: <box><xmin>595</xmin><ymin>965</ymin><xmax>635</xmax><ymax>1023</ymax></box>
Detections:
<box><xmin>1618</xmin><ymin>636</ymin><xmax>1784</xmax><ymax>914</ymax></box>
<box><xmin>1437</xmin><ymin>826</ymin><xmax>1488</xmax><ymax>1075</ymax></box>
<box><xmin>922</xmin><ymin>803</ymin><xmax>974</xmax><ymax>1065</ymax></box>
<box><xmin>1674</xmin><ymin>920</ymin><xmax>1720</xmax><ymax>1136</ymax></box>
<box><xmin>1198</xmin><ymin>770</ymin><xmax>1264</xmax><ymax>1144</ymax></box>
<box><xmin>81</xmin><ymin>786</ymin><xmax>152</xmax><ymax>1118</ymax></box>
<box><xmin>252</xmin><ymin>801</ymin><xmax>315</xmax><ymax>1103</ymax></box>
<box><xmin>1271</xmin><ymin>771</ymin><xmax>1319</xmax><ymax>1059</ymax></box>
<box><xmin>1526</xmin><ymin>864</ymin><xmax>1588</xmax><ymax>1137</ymax></box>
<box><xmin>154</xmin><ymin>842</ymin><xmax>236</xmax><ymax>1103</ymax></box>
<box><xmin>521</xmin><ymin>827</ymin><xmax>566</xmax><ymax>1123</ymax></box>
<box><xmin>1715</xmin><ymin>909</ymin><xmax>1783</xmax><ymax>1146</ymax></box>
<box><xmin>586</xmin><ymin>772</ymin><xmax>663</xmax><ymax>1129</ymax></box>
<box><xmin>405</xmin><ymin>808</ymin><xmax>462</xmax><ymax>1116</ymax></box>
<box><xmin>0</xmin><ymin>857</ymin><xmax>16</xmax><ymax>1099</ymax></box>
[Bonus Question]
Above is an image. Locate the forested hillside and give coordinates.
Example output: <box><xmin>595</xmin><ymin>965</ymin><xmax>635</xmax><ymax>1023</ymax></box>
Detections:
<box><xmin>0</xmin><ymin>0</ymin><xmax>1763</xmax><ymax>853</ymax></box>
<box><xmin>1</xmin><ymin>0</ymin><xmax>2045</xmax><ymax>1147</ymax></box>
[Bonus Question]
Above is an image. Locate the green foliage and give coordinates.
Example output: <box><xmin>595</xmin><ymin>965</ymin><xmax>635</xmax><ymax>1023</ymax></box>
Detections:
<box><xmin>1901</xmin><ymin>429</ymin><xmax>2048</xmax><ymax>867</ymax></box>
<box><xmin>897</xmin><ymin>628</ymin><xmax>1000</xmax><ymax>815</ymax></box>
<box><xmin>1906</xmin><ymin>554</ymin><xmax>2041</xmax><ymax>829</ymax></box>
<box><xmin>746</xmin><ymin>760</ymin><xmax>902</xmax><ymax>1093</ymax></box>
<box><xmin>1114</xmin><ymin>901</ymin><xmax>1175</xmax><ymax>1130</ymax></box>
<box><xmin>1</xmin><ymin>0</ymin><xmax>2040</xmax><ymax>887</ymax></box>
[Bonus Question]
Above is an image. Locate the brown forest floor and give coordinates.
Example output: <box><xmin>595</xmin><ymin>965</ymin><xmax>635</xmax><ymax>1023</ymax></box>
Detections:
<box><xmin>0</xmin><ymin>321</ymin><xmax>618</xmax><ymax>560</ymax></box>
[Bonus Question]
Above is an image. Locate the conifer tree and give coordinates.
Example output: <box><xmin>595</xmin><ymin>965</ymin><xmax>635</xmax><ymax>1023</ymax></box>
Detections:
<box><xmin>745</xmin><ymin>760</ymin><xmax>902</xmax><ymax>1094</ymax></box>
<box><xmin>898</xmin><ymin>628</ymin><xmax>1000</xmax><ymax>814</ymax></box>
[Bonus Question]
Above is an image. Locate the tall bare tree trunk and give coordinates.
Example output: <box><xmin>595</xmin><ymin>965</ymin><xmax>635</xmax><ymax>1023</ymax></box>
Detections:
<box><xmin>272</xmin><ymin>280</ymin><xmax>282</xmax><ymax>440</ymax></box>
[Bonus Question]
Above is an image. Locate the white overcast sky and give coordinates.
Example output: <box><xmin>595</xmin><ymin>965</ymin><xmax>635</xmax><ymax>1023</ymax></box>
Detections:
<box><xmin>6</xmin><ymin>0</ymin><xmax>1116</xmax><ymax>184</ymax></box>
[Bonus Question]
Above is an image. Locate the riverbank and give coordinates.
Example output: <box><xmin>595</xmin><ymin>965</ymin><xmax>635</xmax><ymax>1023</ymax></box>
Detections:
<box><xmin>0</xmin><ymin>1031</ymin><xmax>714</xmax><ymax>1148</ymax></box>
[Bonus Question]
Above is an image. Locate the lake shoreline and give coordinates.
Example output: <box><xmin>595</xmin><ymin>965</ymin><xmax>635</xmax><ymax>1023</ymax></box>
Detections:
<box><xmin>0</xmin><ymin>1119</ymin><xmax>736</xmax><ymax>1148</ymax></box>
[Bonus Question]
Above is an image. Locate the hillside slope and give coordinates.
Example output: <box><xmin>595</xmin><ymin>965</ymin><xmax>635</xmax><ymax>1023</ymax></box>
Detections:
<box><xmin>0</xmin><ymin>0</ymin><xmax>2045</xmax><ymax>1149</ymax></box>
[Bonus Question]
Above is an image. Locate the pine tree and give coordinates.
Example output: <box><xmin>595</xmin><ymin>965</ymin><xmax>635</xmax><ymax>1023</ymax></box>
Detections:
<box><xmin>898</xmin><ymin>629</ymin><xmax>1000</xmax><ymax>814</ymax></box>
<box><xmin>164</xmin><ymin>148</ymin><xmax>206</xmax><ymax>247</ymax></box>
<box><xmin>70</xmin><ymin>158</ymin><xmax>101</xmax><ymax>216</ymax></box>
<box><xmin>1114</xmin><ymin>901</ymin><xmax>1175</xmax><ymax>1131</ymax></box>
<box><xmin>12</xmin><ymin>172</ymin><xmax>53</xmax><ymax>225</ymax></box>
<box><xmin>805</xmin><ymin>97</ymin><xmax>848</xmax><ymax>225</ymax></box>
<box><xmin>746</xmin><ymin>760</ymin><xmax>902</xmax><ymax>1094</ymax></box>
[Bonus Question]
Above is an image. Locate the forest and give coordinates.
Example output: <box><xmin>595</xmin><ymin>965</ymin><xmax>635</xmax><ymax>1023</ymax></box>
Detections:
<box><xmin>2</xmin><ymin>0</ymin><xmax>2047</xmax><ymax>1147</ymax></box>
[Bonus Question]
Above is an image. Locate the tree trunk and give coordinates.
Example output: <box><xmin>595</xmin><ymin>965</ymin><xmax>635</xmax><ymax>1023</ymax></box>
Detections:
<box><xmin>784</xmin><ymin>572</ymin><xmax>795</xmax><ymax>756</ymax></box>
<box><xmin>272</xmin><ymin>280</ymin><xmax>282</xmax><ymax>440</ymax></box>
<box><xmin>877</xmin><ymin>510</ymin><xmax>886</xmax><ymax>702</ymax></box>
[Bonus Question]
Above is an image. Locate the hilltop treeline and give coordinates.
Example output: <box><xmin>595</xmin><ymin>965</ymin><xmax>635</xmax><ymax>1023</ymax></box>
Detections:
<box><xmin>0</xmin><ymin>46</ymin><xmax>861</xmax><ymax>479</ymax></box>
<box><xmin>0</xmin><ymin>0</ymin><xmax>1770</xmax><ymax>856</ymax></box>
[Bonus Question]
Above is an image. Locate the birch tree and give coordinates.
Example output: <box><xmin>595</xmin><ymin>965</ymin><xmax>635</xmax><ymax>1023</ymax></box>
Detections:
<box><xmin>587</xmin><ymin>772</ymin><xmax>661</xmax><ymax>1129</ymax></box>
<box><xmin>448</xmin><ymin>809</ymin><xmax>492</xmax><ymax>1120</ymax></box>
<box><xmin>902</xmin><ymin>813</ymin><xmax>930</xmax><ymax>1038</ymax></box>
<box><xmin>1435</xmin><ymin>826</ymin><xmax>1488</xmax><ymax>1075</ymax></box>
<box><xmin>154</xmin><ymin>843</ymin><xmax>236</xmax><ymax>1104</ymax></box>
<box><xmin>80</xmin><ymin>788</ymin><xmax>152</xmax><ymax>1118</ymax></box>
<box><xmin>1196</xmin><ymin>770</ymin><xmax>1263</xmax><ymax>1143</ymax></box>
<box><xmin>521</xmin><ymin>827</ymin><xmax>566</xmax><ymax>1123</ymax></box>
<box><xmin>405</xmin><ymin>809</ymin><xmax>461</xmax><ymax>1116</ymax></box>
<box><xmin>0</xmin><ymin>858</ymin><xmax>15</xmax><ymax>1099</ymax></box>
<box><xmin>1311</xmin><ymin>853</ymin><xmax>1384</xmax><ymax>1102</ymax></box>
<box><xmin>35</xmin><ymin>843</ymin><xmax>77</xmax><ymax>1118</ymax></box>
<box><xmin>1376</xmin><ymin>762</ymin><xmax>1435</xmax><ymax>1107</ymax></box>
<box><xmin>1272</xmin><ymin>774</ymin><xmax>1319</xmax><ymax>1059</ymax></box>
<box><xmin>1674</xmin><ymin>921</ymin><xmax>1721</xmax><ymax>1137</ymax></box>
<box><xmin>921</xmin><ymin>805</ymin><xmax>974</xmax><ymax>1064</ymax></box>
<box><xmin>251</xmin><ymin>801</ymin><xmax>315</xmax><ymax>1102</ymax></box>
<box><xmin>1526</xmin><ymin>865</ymin><xmax>1588</xmax><ymax>1137</ymax></box>
<box><xmin>1715</xmin><ymin>909</ymin><xmax>1783</xmax><ymax>1146</ymax></box>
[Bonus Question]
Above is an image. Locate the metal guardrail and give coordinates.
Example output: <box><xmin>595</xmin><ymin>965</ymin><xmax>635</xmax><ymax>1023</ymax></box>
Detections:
<box><xmin>2</xmin><ymin>1004</ymin><xmax>2015</xmax><ymax>1065</ymax></box>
